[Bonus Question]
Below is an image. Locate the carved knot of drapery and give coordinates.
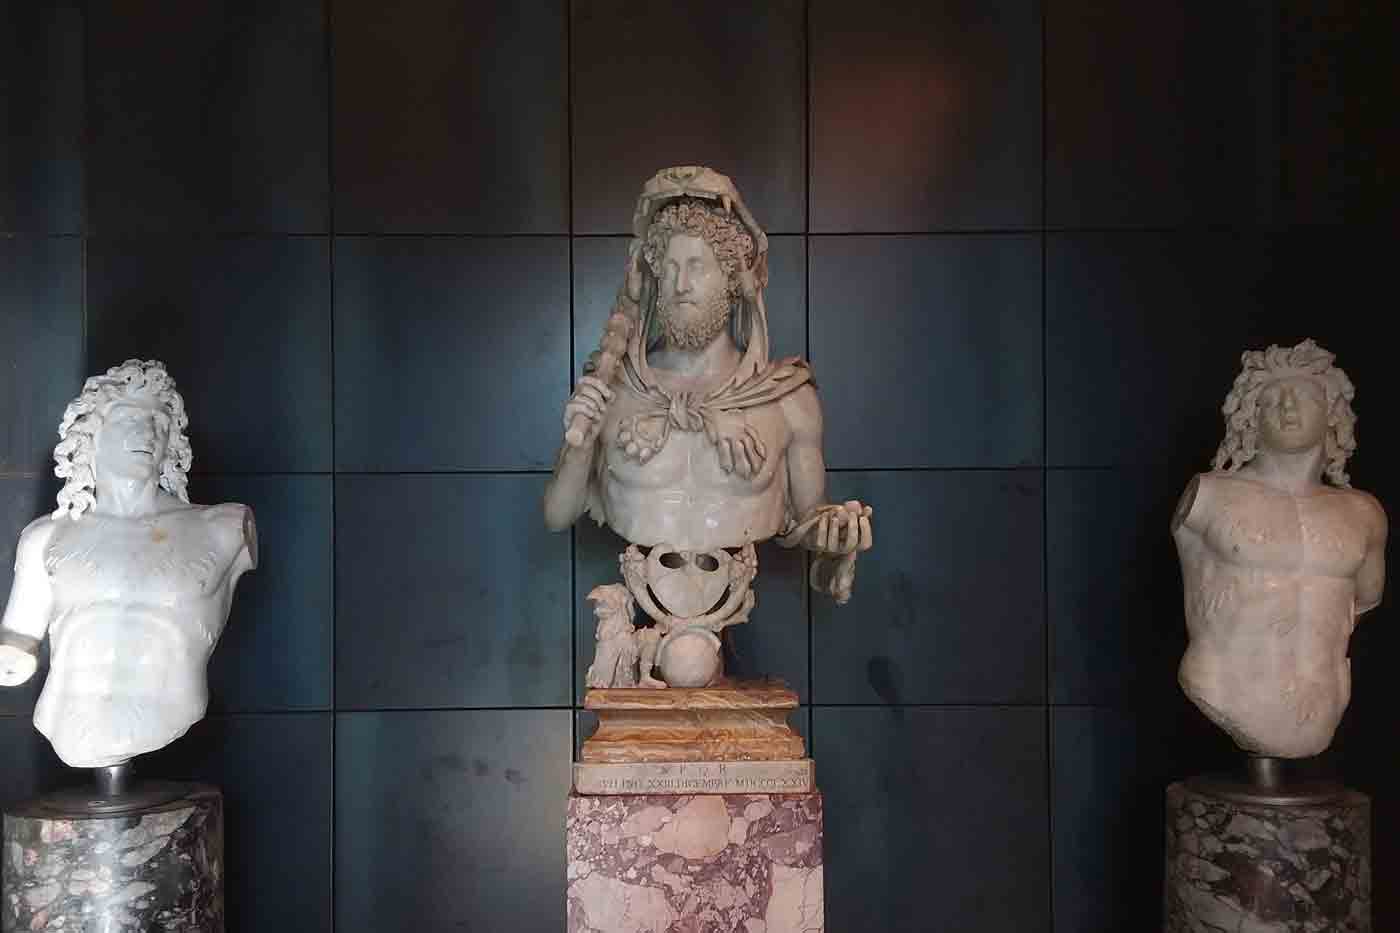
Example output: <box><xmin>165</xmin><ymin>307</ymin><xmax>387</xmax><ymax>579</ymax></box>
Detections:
<box><xmin>615</xmin><ymin>393</ymin><xmax>720</xmax><ymax>464</ymax></box>
<box><xmin>614</xmin><ymin>358</ymin><xmax>813</xmax><ymax>465</ymax></box>
<box><xmin>666</xmin><ymin>391</ymin><xmax>708</xmax><ymax>433</ymax></box>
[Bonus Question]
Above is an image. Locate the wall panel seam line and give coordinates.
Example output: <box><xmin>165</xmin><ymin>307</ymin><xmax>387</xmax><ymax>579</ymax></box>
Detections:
<box><xmin>324</xmin><ymin>0</ymin><xmax>338</xmax><ymax>926</ymax></box>
<box><xmin>803</xmin><ymin>0</ymin><xmax>814</xmax><ymax>737</ymax></box>
<box><xmin>79</xmin><ymin>0</ymin><xmax>90</xmax><ymax>367</ymax></box>
<box><xmin>1041</xmin><ymin>0</ymin><xmax>1055</xmax><ymax>928</ymax></box>
<box><xmin>322</xmin><ymin>702</ymin><xmax>1075</xmax><ymax>712</ymax></box>
<box><xmin>567</xmin><ymin>0</ymin><xmax>580</xmax><ymax>755</ymax></box>
<box><xmin>62</xmin><ymin>224</ymin><xmax>1337</xmax><ymax>238</ymax></box>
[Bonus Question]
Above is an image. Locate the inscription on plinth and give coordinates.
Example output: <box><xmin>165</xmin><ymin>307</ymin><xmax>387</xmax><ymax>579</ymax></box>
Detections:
<box><xmin>575</xmin><ymin>759</ymin><xmax>814</xmax><ymax>795</ymax></box>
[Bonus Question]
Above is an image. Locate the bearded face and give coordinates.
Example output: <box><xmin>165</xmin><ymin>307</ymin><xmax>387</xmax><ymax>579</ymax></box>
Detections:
<box><xmin>655</xmin><ymin>233</ymin><xmax>734</xmax><ymax>350</ymax></box>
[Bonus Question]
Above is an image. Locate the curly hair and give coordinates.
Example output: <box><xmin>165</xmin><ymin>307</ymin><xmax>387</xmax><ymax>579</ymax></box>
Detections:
<box><xmin>1212</xmin><ymin>339</ymin><xmax>1356</xmax><ymax>487</ymax></box>
<box><xmin>642</xmin><ymin>198</ymin><xmax>756</xmax><ymax>305</ymax></box>
<box><xmin>52</xmin><ymin>360</ymin><xmax>193</xmax><ymax>519</ymax></box>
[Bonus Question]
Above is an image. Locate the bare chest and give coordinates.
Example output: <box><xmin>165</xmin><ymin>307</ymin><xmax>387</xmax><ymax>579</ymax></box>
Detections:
<box><xmin>1204</xmin><ymin>487</ymin><xmax>1367</xmax><ymax>578</ymax></box>
<box><xmin>45</xmin><ymin>514</ymin><xmax>234</xmax><ymax>608</ymax></box>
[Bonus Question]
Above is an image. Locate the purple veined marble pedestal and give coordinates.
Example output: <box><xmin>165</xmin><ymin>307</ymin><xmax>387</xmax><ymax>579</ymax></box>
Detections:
<box><xmin>1163</xmin><ymin>778</ymin><xmax>1370</xmax><ymax>932</ymax></box>
<box><xmin>3</xmin><ymin>783</ymin><xmax>224</xmax><ymax>932</ymax></box>
<box><xmin>567</xmin><ymin>792</ymin><xmax>824</xmax><ymax>933</ymax></box>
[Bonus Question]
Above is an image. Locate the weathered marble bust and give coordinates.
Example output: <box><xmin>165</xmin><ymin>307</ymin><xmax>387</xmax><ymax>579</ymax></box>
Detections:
<box><xmin>545</xmin><ymin>167</ymin><xmax>873</xmax><ymax>688</ymax></box>
<box><xmin>1172</xmin><ymin>340</ymin><xmax>1386</xmax><ymax>758</ymax></box>
<box><xmin>0</xmin><ymin>360</ymin><xmax>257</xmax><ymax>768</ymax></box>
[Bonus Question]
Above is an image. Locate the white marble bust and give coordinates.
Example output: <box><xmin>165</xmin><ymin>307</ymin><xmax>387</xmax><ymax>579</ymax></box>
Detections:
<box><xmin>1172</xmin><ymin>340</ymin><xmax>1387</xmax><ymax>758</ymax></box>
<box><xmin>0</xmin><ymin>360</ymin><xmax>257</xmax><ymax>768</ymax></box>
<box><xmin>545</xmin><ymin>167</ymin><xmax>873</xmax><ymax>687</ymax></box>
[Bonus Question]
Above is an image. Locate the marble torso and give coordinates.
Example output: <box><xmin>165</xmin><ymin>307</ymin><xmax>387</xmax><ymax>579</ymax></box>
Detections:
<box><xmin>597</xmin><ymin>386</ymin><xmax>793</xmax><ymax>552</ymax></box>
<box><xmin>1173</xmin><ymin>472</ymin><xmax>1381</xmax><ymax>756</ymax></box>
<box><xmin>31</xmin><ymin>503</ymin><xmax>251</xmax><ymax>767</ymax></box>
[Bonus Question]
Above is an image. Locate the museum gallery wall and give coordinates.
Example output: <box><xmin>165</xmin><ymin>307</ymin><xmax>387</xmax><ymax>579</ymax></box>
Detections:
<box><xmin>0</xmin><ymin>1</ymin><xmax>1396</xmax><ymax>931</ymax></box>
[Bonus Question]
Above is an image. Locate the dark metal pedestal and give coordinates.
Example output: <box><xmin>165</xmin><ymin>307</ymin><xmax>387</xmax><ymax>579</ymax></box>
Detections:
<box><xmin>3</xmin><ymin>781</ymin><xmax>223</xmax><ymax>932</ymax></box>
<box><xmin>1164</xmin><ymin>772</ymin><xmax>1370</xmax><ymax>932</ymax></box>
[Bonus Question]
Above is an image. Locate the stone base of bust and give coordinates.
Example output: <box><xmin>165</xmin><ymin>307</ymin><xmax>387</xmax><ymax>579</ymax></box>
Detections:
<box><xmin>3</xmin><ymin>783</ymin><xmax>223</xmax><ymax>933</ymax></box>
<box><xmin>581</xmin><ymin>681</ymin><xmax>806</xmax><ymax>764</ymax></box>
<box><xmin>1164</xmin><ymin>779</ymin><xmax>1370</xmax><ymax>933</ymax></box>
<box><xmin>567</xmin><ymin>791</ymin><xmax>823</xmax><ymax>933</ymax></box>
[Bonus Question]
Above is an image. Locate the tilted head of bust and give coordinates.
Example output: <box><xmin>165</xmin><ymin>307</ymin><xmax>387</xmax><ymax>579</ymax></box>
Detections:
<box><xmin>52</xmin><ymin>359</ymin><xmax>193</xmax><ymax>520</ymax></box>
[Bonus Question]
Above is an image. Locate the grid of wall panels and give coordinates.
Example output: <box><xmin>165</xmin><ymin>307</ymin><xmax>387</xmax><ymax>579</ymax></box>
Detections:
<box><xmin>1</xmin><ymin>1</ymin><xmax>1395</xmax><ymax>931</ymax></box>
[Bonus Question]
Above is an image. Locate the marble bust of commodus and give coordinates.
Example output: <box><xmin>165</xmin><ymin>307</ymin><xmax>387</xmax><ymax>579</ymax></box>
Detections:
<box><xmin>545</xmin><ymin>167</ymin><xmax>872</xmax><ymax>687</ymax></box>
<box><xmin>544</xmin><ymin>168</ymin><xmax>872</xmax><ymax>601</ymax></box>
<box><xmin>0</xmin><ymin>360</ymin><xmax>256</xmax><ymax>769</ymax></box>
<box><xmin>1172</xmin><ymin>339</ymin><xmax>1386</xmax><ymax>759</ymax></box>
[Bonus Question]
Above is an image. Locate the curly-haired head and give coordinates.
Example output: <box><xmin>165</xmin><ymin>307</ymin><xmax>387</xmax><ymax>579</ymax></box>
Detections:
<box><xmin>52</xmin><ymin>360</ymin><xmax>193</xmax><ymax>519</ymax></box>
<box><xmin>642</xmin><ymin>198</ymin><xmax>756</xmax><ymax>306</ymax></box>
<box><xmin>1212</xmin><ymin>339</ymin><xmax>1356</xmax><ymax>487</ymax></box>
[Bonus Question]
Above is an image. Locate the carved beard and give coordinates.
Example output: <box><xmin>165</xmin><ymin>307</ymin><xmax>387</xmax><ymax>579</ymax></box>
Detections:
<box><xmin>657</xmin><ymin>288</ymin><xmax>733</xmax><ymax>351</ymax></box>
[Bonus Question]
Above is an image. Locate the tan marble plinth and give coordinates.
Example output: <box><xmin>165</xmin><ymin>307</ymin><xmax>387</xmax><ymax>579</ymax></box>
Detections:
<box><xmin>581</xmin><ymin>681</ymin><xmax>805</xmax><ymax>764</ymax></box>
<box><xmin>567</xmin><ymin>792</ymin><xmax>823</xmax><ymax>933</ymax></box>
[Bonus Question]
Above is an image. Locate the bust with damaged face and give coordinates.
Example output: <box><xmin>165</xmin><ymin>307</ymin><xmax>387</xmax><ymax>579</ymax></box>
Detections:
<box><xmin>1172</xmin><ymin>339</ymin><xmax>1387</xmax><ymax>759</ymax></box>
<box><xmin>0</xmin><ymin>360</ymin><xmax>257</xmax><ymax>769</ymax></box>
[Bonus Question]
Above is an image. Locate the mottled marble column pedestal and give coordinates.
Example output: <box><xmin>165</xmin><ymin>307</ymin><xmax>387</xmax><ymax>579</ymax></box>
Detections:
<box><xmin>567</xmin><ymin>792</ymin><xmax>823</xmax><ymax>933</ymax></box>
<box><xmin>1164</xmin><ymin>779</ymin><xmax>1370</xmax><ymax>932</ymax></box>
<box><xmin>3</xmin><ymin>784</ymin><xmax>223</xmax><ymax>932</ymax></box>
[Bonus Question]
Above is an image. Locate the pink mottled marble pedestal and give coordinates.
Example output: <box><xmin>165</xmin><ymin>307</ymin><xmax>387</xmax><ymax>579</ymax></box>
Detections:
<box><xmin>566</xmin><ymin>792</ymin><xmax>824</xmax><ymax>933</ymax></box>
